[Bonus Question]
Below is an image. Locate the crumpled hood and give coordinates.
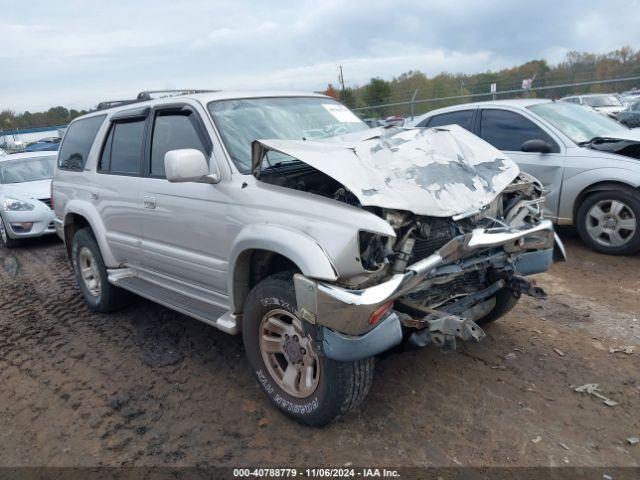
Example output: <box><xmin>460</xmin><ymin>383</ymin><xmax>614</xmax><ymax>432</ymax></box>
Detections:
<box><xmin>252</xmin><ymin>125</ymin><xmax>519</xmax><ymax>217</ymax></box>
<box><xmin>1</xmin><ymin>179</ymin><xmax>52</xmax><ymax>201</ymax></box>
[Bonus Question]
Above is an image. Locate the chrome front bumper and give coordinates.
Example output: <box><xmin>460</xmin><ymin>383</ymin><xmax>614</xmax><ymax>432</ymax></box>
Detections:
<box><xmin>295</xmin><ymin>219</ymin><xmax>561</xmax><ymax>337</ymax></box>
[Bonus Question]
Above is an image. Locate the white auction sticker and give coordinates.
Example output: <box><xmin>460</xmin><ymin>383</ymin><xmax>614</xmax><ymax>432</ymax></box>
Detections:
<box><xmin>322</xmin><ymin>103</ymin><xmax>362</xmax><ymax>123</ymax></box>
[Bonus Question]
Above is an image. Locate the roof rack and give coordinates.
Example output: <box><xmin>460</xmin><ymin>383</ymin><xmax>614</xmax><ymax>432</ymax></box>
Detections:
<box><xmin>96</xmin><ymin>99</ymin><xmax>142</xmax><ymax>110</ymax></box>
<box><xmin>136</xmin><ymin>89</ymin><xmax>219</xmax><ymax>100</ymax></box>
<box><xmin>96</xmin><ymin>89</ymin><xmax>220</xmax><ymax>110</ymax></box>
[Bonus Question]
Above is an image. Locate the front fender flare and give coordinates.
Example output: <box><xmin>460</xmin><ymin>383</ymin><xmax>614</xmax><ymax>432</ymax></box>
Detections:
<box><xmin>228</xmin><ymin>223</ymin><xmax>338</xmax><ymax>313</ymax></box>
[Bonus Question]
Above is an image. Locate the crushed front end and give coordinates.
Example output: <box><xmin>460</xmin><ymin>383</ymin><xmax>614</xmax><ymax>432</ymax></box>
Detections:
<box><xmin>294</xmin><ymin>172</ymin><xmax>566</xmax><ymax>361</ymax></box>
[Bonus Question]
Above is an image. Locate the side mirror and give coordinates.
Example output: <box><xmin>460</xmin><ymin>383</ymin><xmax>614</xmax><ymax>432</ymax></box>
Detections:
<box><xmin>521</xmin><ymin>139</ymin><xmax>553</xmax><ymax>154</ymax></box>
<box><xmin>164</xmin><ymin>149</ymin><xmax>220</xmax><ymax>183</ymax></box>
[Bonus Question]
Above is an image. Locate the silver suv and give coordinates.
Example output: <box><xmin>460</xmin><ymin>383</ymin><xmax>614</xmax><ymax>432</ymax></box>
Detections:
<box><xmin>53</xmin><ymin>90</ymin><xmax>564</xmax><ymax>426</ymax></box>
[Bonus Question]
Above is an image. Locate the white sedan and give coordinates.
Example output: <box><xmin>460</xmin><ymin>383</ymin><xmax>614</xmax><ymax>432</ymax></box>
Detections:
<box><xmin>0</xmin><ymin>151</ymin><xmax>57</xmax><ymax>248</ymax></box>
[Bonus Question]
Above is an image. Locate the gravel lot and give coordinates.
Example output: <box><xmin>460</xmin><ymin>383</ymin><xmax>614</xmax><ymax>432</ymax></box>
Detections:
<box><xmin>0</xmin><ymin>231</ymin><xmax>638</xmax><ymax>468</ymax></box>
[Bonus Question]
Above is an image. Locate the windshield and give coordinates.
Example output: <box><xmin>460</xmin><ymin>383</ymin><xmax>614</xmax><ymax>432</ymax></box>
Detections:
<box><xmin>208</xmin><ymin>97</ymin><xmax>368</xmax><ymax>173</ymax></box>
<box><xmin>582</xmin><ymin>95</ymin><xmax>623</xmax><ymax>108</ymax></box>
<box><xmin>528</xmin><ymin>102</ymin><xmax>628</xmax><ymax>144</ymax></box>
<box><xmin>0</xmin><ymin>156</ymin><xmax>56</xmax><ymax>184</ymax></box>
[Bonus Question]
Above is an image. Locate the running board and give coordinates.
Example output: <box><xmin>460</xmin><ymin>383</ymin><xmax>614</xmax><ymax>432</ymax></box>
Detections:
<box><xmin>107</xmin><ymin>269</ymin><xmax>239</xmax><ymax>334</ymax></box>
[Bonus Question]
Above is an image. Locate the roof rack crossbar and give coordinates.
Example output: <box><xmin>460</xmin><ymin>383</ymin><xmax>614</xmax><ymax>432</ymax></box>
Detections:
<box><xmin>96</xmin><ymin>89</ymin><xmax>220</xmax><ymax>111</ymax></box>
<box><xmin>96</xmin><ymin>99</ymin><xmax>142</xmax><ymax>110</ymax></box>
<box><xmin>136</xmin><ymin>89</ymin><xmax>220</xmax><ymax>100</ymax></box>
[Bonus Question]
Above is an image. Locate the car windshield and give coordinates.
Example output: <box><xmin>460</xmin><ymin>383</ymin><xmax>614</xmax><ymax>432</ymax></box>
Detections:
<box><xmin>0</xmin><ymin>156</ymin><xmax>56</xmax><ymax>184</ymax></box>
<box><xmin>528</xmin><ymin>102</ymin><xmax>629</xmax><ymax>144</ymax></box>
<box><xmin>208</xmin><ymin>97</ymin><xmax>368</xmax><ymax>173</ymax></box>
<box><xmin>582</xmin><ymin>95</ymin><xmax>623</xmax><ymax>108</ymax></box>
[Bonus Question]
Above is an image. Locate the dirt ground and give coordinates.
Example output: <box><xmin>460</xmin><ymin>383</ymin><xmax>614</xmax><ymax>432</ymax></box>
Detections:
<box><xmin>0</xmin><ymin>230</ymin><xmax>638</xmax><ymax>468</ymax></box>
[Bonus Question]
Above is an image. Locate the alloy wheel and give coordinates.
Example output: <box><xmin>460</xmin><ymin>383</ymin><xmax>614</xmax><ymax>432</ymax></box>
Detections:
<box><xmin>586</xmin><ymin>199</ymin><xmax>637</xmax><ymax>248</ymax></box>
<box><xmin>259</xmin><ymin>309</ymin><xmax>321</xmax><ymax>398</ymax></box>
<box><xmin>78</xmin><ymin>247</ymin><xmax>102</xmax><ymax>297</ymax></box>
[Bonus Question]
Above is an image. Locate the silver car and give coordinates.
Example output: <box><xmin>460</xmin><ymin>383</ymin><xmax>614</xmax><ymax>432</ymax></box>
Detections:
<box><xmin>0</xmin><ymin>151</ymin><xmax>57</xmax><ymax>248</ymax></box>
<box><xmin>409</xmin><ymin>99</ymin><xmax>640</xmax><ymax>255</ymax></box>
<box><xmin>53</xmin><ymin>91</ymin><xmax>563</xmax><ymax>425</ymax></box>
<box><xmin>561</xmin><ymin>93</ymin><xmax>625</xmax><ymax>118</ymax></box>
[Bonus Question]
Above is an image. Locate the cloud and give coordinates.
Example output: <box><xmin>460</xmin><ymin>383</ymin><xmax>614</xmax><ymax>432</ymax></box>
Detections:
<box><xmin>0</xmin><ymin>0</ymin><xmax>638</xmax><ymax>111</ymax></box>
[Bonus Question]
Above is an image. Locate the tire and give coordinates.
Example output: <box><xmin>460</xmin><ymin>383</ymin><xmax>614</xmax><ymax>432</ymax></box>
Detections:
<box><xmin>476</xmin><ymin>288</ymin><xmax>519</xmax><ymax>326</ymax></box>
<box><xmin>71</xmin><ymin>227</ymin><xmax>131</xmax><ymax>312</ymax></box>
<box><xmin>243</xmin><ymin>272</ymin><xmax>375</xmax><ymax>427</ymax></box>
<box><xmin>576</xmin><ymin>190</ymin><xmax>640</xmax><ymax>255</ymax></box>
<box><xmin>0</xmin><ymin>214</ymin><xmax>20</xmax><ymax>248</ymax></box>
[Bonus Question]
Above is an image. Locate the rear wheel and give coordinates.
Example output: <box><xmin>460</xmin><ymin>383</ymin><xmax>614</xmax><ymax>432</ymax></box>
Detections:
<box><xmin>576</xmin><ymin>191</ymin><xmax>640</xmax><ymax>255</ymax></box>
<box><xmin>71</xmin><ymin>228</ymin><xmax>131</xmax><ymax>312</ymax></box>
<box><xmin>0</xmin><ymin>214</ymin><xmax>20</xmax><ymax>248</ymax></box>
<box><xmin>243</xmin><ymin>272</ymin><xmax>375</xmax><ymax>426</ymax></box>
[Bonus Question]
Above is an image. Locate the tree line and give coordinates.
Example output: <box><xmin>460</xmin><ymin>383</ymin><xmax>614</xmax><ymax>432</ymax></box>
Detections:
<box><xmin>2</xmin><ymin>46</ymin><xmax>639</xmax><ymax>129</ymax></box>
<box><xmin>324</xmin><ymin>46</ymin><xmax>640</xmax><ymax>117</ymax></box>
<box><xmin>0</xmin><ymin>107</ymin><xmax>87</xmax><ymax>132</ymax></box>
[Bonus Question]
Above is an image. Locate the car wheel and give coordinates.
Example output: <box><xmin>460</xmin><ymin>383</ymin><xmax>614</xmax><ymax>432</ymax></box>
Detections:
<box><xmin>576</xmin><ymin>191</ymin><xmax>640</xmax><ymax>255</ymax></box>
<box><xmin>476</xmin><ymin>288</ymin><xmax>519</xmax><ymax>326</ymax></box>
<box><xmin>243</xmin><ymin>272</ymin><xmax>375</xmax><ymax>426</ymax></box>
<box><xmin>0</xmin><ymin>214</ymin><xmax>20</xmax><ymax>248</ymax></box>
<box><xmin>71</xmin><ymin>227</ymin><xmax>131</xmax><ymax>312</ymax></box>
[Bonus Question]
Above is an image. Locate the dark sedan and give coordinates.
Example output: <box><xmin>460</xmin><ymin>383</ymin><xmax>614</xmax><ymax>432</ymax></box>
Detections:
<box><xmin>617</xmin><ymin>102</ymin><xmax>640</xmax><ymax>128</ymax></box>
<box><xmin>24</xmin><ymin>137</ymin><xmax>61</xmax><ymax>152</ymax></box>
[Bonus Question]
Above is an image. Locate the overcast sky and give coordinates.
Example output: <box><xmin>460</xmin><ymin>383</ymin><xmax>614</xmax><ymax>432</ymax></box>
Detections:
<box><xmin>1</xmin><ymin>0</ymin><xmax>639</xmax><ymax>112</ymax></box>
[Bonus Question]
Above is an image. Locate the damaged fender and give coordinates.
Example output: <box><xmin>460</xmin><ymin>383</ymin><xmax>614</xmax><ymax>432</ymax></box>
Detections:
<box><xmin>228</xmin><ymin>223</ymin><xmax>338</xmax><ymax>313</ymax></box>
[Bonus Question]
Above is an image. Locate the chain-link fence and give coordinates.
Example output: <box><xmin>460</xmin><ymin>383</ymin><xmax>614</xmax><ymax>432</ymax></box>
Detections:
<box><xmin>353</xmin><ymin>73</ymin><xmax>640</xmax><ymax>127</ymax></box>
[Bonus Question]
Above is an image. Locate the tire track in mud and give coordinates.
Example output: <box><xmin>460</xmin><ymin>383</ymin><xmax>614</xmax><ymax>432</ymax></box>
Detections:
<box><xmin>0</xmin><ymin>243</ymin><xmax>183</xmax><ymax>462</ymax></box>
<box><xmin>0</xmin><ymin>241</ymin><xmax>251</xmax><ymax>465</ymax></box>
<box><xmin>0</xmin><ymin>237</ymin><xmax>639</xmax><ymax>468</ymax></box>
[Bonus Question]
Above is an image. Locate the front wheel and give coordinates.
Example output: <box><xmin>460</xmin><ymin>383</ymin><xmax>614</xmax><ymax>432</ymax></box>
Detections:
<box><xmin>243</xmin><ymin>272</ymin><xmax>375</xmax><ymax>426</ymax></box>
<box><xmin>576</xmin><ymin>191</ymin><xmax>640</xmax><ymax>255</ymax></box>
<box><xmin>71</xmin><ymin>227</ymin><xmax>131</xmax><ymax>312</ymax></box>
<box><xmin>0</xmin><ymin>214</ymin><xmax>20</xmax><ymax>248</ymax></box>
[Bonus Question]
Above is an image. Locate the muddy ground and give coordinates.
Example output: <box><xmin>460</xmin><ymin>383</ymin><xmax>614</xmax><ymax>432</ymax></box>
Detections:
<box><xmin>0</xmin><ymin>230</ymin><xmax>638</xmax><ymax>468</ymax></box>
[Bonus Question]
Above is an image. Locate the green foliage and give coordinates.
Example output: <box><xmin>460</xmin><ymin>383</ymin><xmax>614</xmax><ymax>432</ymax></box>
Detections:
<box><xmin>361</xmin><ymin>78</ymin><xmax>392</xmax><ymax>116</ymax></box>
<box><xmin>351</xmin><ymin>46</ymin><xmax>640</xmax><ymax>117</ymax></box>
<box><xmin>0</xmin><ymin>107</ymin><xmax>87</xmax><ymax>131</ymax></box>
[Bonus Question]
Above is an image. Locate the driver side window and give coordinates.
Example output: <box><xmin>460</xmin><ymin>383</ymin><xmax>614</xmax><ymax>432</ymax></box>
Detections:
<box><xmin>150</xmin><ymin>110</ymin><xmax>209</xmax><ymax>178</ymax></box>
<box><xmin>479</xmin><ymin>109</ymin><xmax>559</xmax><ymax>152</ymax></box>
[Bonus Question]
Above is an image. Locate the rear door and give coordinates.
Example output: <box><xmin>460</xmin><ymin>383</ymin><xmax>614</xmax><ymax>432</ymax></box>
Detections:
<box><xmin>477</xmin><ymin>108</ymin><xmax>566</xmax><ymax>219</ymax></box>
<box><xmin>92</xmin><ymin>108</ymin><xmax>148</xmax><ymax>264</ymax></box>
<box><xmin>417</xmin><ymin>108</ymin><xmax>477</xmax><ymax>132</ymax></box>
<box><xmin>138</xmin><ymin>102</ymin><xmax>229</xmax><ymax>295</ymax></box>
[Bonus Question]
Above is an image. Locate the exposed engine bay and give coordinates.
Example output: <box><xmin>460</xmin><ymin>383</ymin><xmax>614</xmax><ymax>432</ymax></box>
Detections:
<box><xmin>253</xmin><ymin>125</ymin><xmax>562</xmax><ymax>353</ymax></box>
<box><xmin>258</xmin><ymin>154</ymin><xmax>546</xmax><ymax>318</ymax></box>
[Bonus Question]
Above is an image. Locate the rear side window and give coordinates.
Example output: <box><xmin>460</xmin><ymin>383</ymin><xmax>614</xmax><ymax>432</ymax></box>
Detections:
<box><xmin>479</xmin><ymin>109</ymin><xmax>558</xmax><ymax>152</ymax></box>
<box><xmin>58</xmin><ymin>115</ymin><xmax>106</xmax><ymax>171</ymax></box>
<box><xmin>99</xmin><ymin>119</ymin><xmax>145</xmax><ymax>175</ymax></box>
<box><xmin>150</xmin><ymin>111</ymin><xmax>208</xmax><ymax>177</ymax></box>
<box><xmin>420</xmin><ymin>110</ymin><xmax>474</xmax><ymax>131</ymax></box>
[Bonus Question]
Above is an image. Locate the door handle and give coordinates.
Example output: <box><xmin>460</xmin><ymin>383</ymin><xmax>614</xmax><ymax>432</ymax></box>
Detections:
<box><xmin>89</xmin><ymin>192</ymin><xmax>99</xmax><ymax>200</ymax></box>
<box><xmin>143</xmin><ymin>196</ymin><xmax>156</xmax><ymax>209</ymax></box>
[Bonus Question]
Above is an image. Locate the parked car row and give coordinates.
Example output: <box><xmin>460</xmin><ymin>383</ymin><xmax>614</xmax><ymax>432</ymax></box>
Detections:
<box><xmin>560</xmin><ymin>92</ymin><xmax>640</xmax><ymax>127</ymax></box>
